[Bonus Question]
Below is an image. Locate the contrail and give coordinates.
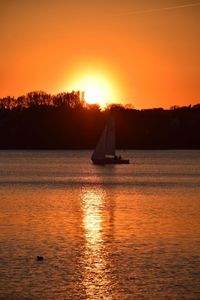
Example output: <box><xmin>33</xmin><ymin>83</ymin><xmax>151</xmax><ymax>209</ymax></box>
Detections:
<box><xmin>114</xmin><ymin>2</ymin><xmax>200</xmax><ymax>16</ymax></box>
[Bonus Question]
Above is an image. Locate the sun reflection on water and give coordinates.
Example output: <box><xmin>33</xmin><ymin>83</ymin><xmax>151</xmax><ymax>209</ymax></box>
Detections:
<box><xmin>81</xmin><ymin>187</ymin><xmax>112</xmax><ymax>299</ymax></box>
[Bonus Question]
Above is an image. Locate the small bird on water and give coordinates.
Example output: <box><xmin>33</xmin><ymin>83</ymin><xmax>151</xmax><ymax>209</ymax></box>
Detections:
<box><xmin>37</xmin><ymin>256</ymin><xmax>44</xmax><ymax>261</ymax></box>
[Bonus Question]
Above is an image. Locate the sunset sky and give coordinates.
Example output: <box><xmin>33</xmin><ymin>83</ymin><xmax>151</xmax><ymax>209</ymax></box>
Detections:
<box><xmin>1</xmin><ymin>0</ymin><xmax>199</xmax><ymax>108</ymax></box>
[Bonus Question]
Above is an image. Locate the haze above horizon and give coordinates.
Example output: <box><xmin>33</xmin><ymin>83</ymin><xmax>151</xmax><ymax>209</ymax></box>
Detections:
<box><xmin>1</xmin><ymin>0</ymin><xmax>199</xmax><ymax>109</ymax></box>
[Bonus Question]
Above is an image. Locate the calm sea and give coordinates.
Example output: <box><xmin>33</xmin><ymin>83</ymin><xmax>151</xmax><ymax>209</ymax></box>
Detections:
<box><xmin>0</xmin><ymin>150</ymin><xmax>200</xmax><ymax>300</ymax></box>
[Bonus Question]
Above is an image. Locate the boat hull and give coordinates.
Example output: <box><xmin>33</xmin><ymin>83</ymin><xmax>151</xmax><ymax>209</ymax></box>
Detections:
<box><xmin>92</xmin><ymin>158</ymin><xmax>130</xmax><ymax>165</ymax></box>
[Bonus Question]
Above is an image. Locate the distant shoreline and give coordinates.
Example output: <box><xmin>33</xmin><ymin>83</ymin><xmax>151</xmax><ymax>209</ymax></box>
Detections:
<box><xmin>1</xmin><ymin>93</ymin><xmax>200</xmax><ymax>150</ymax></box>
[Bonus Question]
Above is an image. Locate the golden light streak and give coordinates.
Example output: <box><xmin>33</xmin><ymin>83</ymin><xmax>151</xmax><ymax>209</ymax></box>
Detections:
<box><xmin>81</xmin><ymin>187</ymin><xmax>112</xmax><ymax>299</ymax></box>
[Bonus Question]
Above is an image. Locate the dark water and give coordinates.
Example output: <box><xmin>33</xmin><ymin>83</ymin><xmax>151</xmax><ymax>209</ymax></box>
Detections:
<box><xmin>0</xmin><ymin>150</ymin><xmax>200</xmax><ymax>299</ymax></box>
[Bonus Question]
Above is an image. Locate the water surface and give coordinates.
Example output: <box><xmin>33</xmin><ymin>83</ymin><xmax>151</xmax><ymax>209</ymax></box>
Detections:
<box><xmin>0</xmin><ymin>150</ymin><xmax>200</xmax><ymax>299</ymax></box>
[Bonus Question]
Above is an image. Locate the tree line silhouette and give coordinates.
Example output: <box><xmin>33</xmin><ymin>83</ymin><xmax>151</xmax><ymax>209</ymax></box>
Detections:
<box><xmin>0</xmin><ymin>90</ymin><xmax>200</xmax><ymax>149</ymax></box>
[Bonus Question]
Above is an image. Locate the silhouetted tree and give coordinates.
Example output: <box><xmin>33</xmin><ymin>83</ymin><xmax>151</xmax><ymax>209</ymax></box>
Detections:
<box><xmin>0</xmin><ymin>90</ymin><xmax>199</xmax><ymax>149</ymax></box>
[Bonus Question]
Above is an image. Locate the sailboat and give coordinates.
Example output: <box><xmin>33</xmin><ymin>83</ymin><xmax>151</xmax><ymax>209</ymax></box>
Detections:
<box><xmin>91</xmin><ymin>114</ymin><xmax>129</xmax><ymax>165</ymax></box>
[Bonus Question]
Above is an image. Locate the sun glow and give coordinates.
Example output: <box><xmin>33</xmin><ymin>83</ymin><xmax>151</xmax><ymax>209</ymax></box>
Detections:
<box><xmin>67</xmin><ymin>73</ymin><xmax>116</xmax><ymax>107</ymax></box>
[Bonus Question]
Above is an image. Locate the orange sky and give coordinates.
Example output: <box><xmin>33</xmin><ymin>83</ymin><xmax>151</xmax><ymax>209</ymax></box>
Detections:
<box><xmin>0</xmin><ymin>0</ymin><xmax>199</xmax><ymax>108</ymax></box>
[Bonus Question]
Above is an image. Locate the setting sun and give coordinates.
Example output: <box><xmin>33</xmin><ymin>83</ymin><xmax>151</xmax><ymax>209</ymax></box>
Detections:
<box><xmin>67</xmin><ymin>73</ymin><xmax>117</xmax><ymax>107</ymax></box>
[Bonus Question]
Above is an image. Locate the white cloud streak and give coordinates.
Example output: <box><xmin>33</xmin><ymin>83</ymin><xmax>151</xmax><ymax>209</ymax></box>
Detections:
<box><xmin>114</xmin><ymin>3</ymin><xmax>200</xmax><ymax>16</ymax></box>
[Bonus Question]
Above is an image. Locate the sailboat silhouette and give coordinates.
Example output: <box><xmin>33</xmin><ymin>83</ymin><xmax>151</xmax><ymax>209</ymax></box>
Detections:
<box><xmin>91</xmin><ymin>114</ymin><xmax>129</xmax><ymax>165</ymax></box>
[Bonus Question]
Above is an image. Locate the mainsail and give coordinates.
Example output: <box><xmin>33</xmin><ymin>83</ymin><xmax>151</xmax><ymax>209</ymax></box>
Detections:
<box><xmin>91</xmin><ymin>115</ymin><xmax>116</xmax><ymax>160</ymax></box>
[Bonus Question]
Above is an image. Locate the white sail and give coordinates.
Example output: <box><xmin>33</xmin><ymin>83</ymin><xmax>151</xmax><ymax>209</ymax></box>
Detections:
<box><xmin>91</xmin><ymin>126</ymin><xmax>107</xmax><ymax>160</ymax></box>
<box><xmin>91</xmin><ymin>114</ymin><xmax>116</xmax><ymax>160</ymax></box>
